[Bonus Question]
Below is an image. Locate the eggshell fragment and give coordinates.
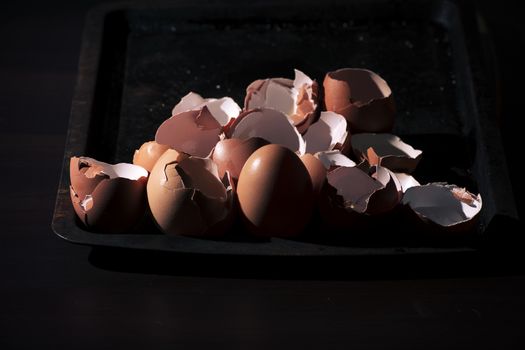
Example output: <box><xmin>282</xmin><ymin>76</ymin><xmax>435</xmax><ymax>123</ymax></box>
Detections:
<box><xmin>244</xmin><ymin>69</ymin><xmax>319</xmax><ymax>133</ymax></box>
<box><xmin>325</xmin><ymin>165</ymin><xmax>401</xmax><ymax>215</ymax></box>
<box><xmin>155</xmin><ymin>106</ymin><xmax>222</xmax><ymax>158</ymax></box>
<box><xmin>172</xmin><ymin>92</ymin><xmax>241</xmax><ymax>126</ymax></box>
<box><xmin>147</xmin><ymin>149</ymin><xmax>233</xmax><ymax>237</ymax></box>
<box><xmin>327</xmin><ymin>167</ymin><xmax>383</xmax><ymax>214</ymax></box>
<box><xmin>303</xmin><ymin>111</ymin><xmax>349</xmax><ymax>154</ymax></box>
<box><xmin>395</xmin><ymin>173</ymin><xmax>420</xmax><ymax>193</ymax></box>
<box><xmin>69</xmin><ymin>157</ymin><xmax>148</xmax><ymax>233</ymax></box>
<box><xmin>229</xmin><ymin>108</ymin><xmax>306</xmax><ymax>155</ymax></box>
<box><xmin>367</xmin><ymin>166</ymin><xmax>403</xmax><ymax>215</ymax></box>
<box><xmin>352</xmin><ymin>133</ymin><xmax>422</xmax><ymax>173</ymax></box>
<box><xmin>324</xmin><ymin>68</ymin><xmax>395</xmax><ymax>133</ymax></box>
<box><xmin>314</xmin><ymin>150</ymin><xmax>356</xmax><ymax>171</ymax></box>
<box><xmin>133</xmin><ymin>141</ymin><xmax>171</xmax><ymax>172</ymax></box>
<box><xmin>211</xmin><ymin>137</ymin><xmax>269</xmax><ymax>181</ymax></box>
<box><xmin>237</xmin><ymin>144</ymin><xmax>314</xmax><ymax>237</ymax></box>
<box><xmin>402</xmin><ymin>183</ymin><xmax>482</xmax><ymax>232</ymax></box>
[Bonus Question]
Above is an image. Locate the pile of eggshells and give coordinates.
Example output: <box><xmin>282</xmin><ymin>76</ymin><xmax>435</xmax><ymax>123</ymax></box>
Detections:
<box><xmin>69</xmin><ymin>68</ymin><xmax>482</xmax><ymax>237</ymax></box>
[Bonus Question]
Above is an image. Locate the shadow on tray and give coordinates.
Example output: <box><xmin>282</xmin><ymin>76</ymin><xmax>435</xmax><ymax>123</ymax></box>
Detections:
<box><xmin>88</xmin><ymin>215</ymin><xmax>523</xmax><ymax>280</ymax></box>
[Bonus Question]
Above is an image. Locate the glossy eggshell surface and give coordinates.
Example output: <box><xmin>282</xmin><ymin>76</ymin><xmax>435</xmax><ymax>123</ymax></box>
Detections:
<box><xmin>236</xmin><ymin>144</ymin><xmax>314</xmax><ymax>237</ymax></box>
<box><xmin>133</xmin><ymin>141</ymin><xmax>171</xmax><ymax>172</ymax></box>
<box><xmin>147</xmin><ymin>149</ymin><xmax>232</xmax><ymax>237</ymax></box>
<box><xmin>211</xmin><ymin>137</ymin><xmax>270</xmax><ymax>181</ymax></box>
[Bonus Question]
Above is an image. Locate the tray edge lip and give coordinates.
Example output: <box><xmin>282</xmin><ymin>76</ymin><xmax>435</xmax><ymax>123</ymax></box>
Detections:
<box><xmin>51</xmin><ymin>0</ymin><xmax>504</xmax><ymax>256</ymax></box>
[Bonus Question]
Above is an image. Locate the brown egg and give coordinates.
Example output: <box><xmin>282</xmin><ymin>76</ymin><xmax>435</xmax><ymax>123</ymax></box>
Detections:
<box><xmin>237</xmin><ymin>144</ymin><xmax>314</xmax><ymax>237</ymax></box>
<box><xmin>211</xmin><ymin>137</ymin><xmax>269</xmax><ymax>181</ymax></box>
<box><xmin>300</xmin><ymin>154</ymin><xmax>327</xmax><ymax>195</ymax></box>
<box><xmin>69</xmin><ymin>157</ymin><xmax>148</xmax><ymax>233</ymax></box>
<box><xmin>147</xmin><ymin>149</ymin><xmax>233</xmax><ymax>237</ymax></box>
<box><xmin>133</xmin><ymin>141</ymin><xmax>170</xmax><ymax>172</ymax></box>
<box><xmin>324</xmin><ymin>68</ymin><xmax>395</xmax><ymax>133</ymax></box>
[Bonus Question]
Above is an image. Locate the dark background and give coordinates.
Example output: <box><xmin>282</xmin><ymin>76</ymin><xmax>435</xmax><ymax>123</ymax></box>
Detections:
<box><xmin>1</xmin><ymin>0</ymin><xmax>524</xmax><ymax>349</ymax></box>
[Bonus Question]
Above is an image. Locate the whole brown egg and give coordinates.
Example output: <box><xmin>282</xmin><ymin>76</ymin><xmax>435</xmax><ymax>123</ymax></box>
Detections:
<box><xmin>236</xmin><ymin>144</ymin><xmax>314</xmax><ymax>237</ymax></box>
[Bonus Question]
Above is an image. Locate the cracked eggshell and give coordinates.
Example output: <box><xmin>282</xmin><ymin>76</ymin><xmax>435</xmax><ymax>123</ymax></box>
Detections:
<box><xmin>319</xmin><ymin>164</ymin><xmax>401</xmax><ymax>228</ymax></box>
<box><xmin>133</xmin><ymin>141</ymin><xmax>171</xmax><ymax>172</ymax></box>
<box><xmin>300</xmin><ymin>154</ymin><xmax>327</xmax><ymax>195</ymax></box>
<box><xmin>155</xmin><ymin>106</ymin><xmax>222</xmax><ymax>158</ymax></box>
<box><xmin>228</xmin><ymin>108</ymin><xmax>306</xmax><ymax>155</ymax></box>
<box><xmin>352</xmin><ymin>133</ymin><xmax>422</xmax><ymax>173</ymax></box>
<box><xmin>367</xmin><ymin>166</ymin><xmax>403</xmax><ymax>215</ymax></box>
<box><xmin>402</xmin><ymin>183</ymin><xmax>482</xmax><ymax>233</ymax></box>
<box><xmin>244</xmin><ymin>69</ymin><xmax>319</xmax><ymax>133</ymax></box>
<box><xmin>237</xmin><ymin>144</ymin><xmax>314</xmax><ymax>237</ymax></box>
<box><xmin>69</xmin><ymin>157</ymin><xmax>148</xmax><ymax>233</ymax></box>
<box><xmin>303</xmin><ymin>111</ymin><xmax>349</xmax><ymax>154</ymax></box>
<box><xmin>211</xmin><ymin>137</ymin><xmax>270</xmax><ymax>181</ymax></box>
<box><xmin>172</xmin><ymin>92</ymin><xmax>241</xmax><ymax>127</ymax></box>
<box><xmin>147</xmin><ymin>150</ymin><xmax>233</xmax><ymax>237</ymax></box>
<box><xmin>324</xmin><ymin>68</ymin><xmax>395</xmax><ymax>133</ymax></box>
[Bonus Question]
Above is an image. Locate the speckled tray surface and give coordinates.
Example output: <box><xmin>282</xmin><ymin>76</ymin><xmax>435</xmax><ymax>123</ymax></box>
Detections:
<box><xmin>52</xmin><ymin>0</ymin><xmax>517</xmax><ymax>256</ymax></box>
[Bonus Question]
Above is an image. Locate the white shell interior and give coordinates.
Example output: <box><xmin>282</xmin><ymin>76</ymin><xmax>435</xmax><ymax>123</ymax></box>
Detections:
<box><xmin>402</xmin><ymin>183</ymin><xmax>482</xmax><ymax>227</ymax></box>
<box><xmin>231</xmin><ymin>109</ymin><xmax>306</xmax><ymax>155</ymax></box>
<box><xmin>352</xmin><ymin>133</ymin><xmax>422</xmax><ymax>159</ymax></box>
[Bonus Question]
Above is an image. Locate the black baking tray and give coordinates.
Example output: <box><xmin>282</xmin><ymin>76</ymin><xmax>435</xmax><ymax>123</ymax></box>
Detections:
<box><xmin>52</xmin><ymin>0</ymin><xmax>518</xmax><ymax>256</ymax></box>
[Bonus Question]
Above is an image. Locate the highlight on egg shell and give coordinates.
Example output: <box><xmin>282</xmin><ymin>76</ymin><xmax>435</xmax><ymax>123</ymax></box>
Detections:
<box><xmin>69</xmin><ymin>157</ymin><xmax>148</xmax><ymax>233</ymax></box>
<box><xmin>236</xmin><ymin>144</ymin><xmax>314</xmax><ymax>237</ymax></box>
<box><xmin>323</xmin><ymin>68</ymin><xmax>395</xmax><ymax>133</ymax></box>
<box><xmin>352</xmin><ymin>133</ymin><xmax>422</xmax><ymax>173</ymax></box>
<box><xmin>211</xmin><ymin>137</ymin><xmax>270</xmax><ymax>181</ymax></box>
<box><xmin>402</xmin><ymin>183</ymin><xmax>482</xmax><ymax>233</ymax></box>
<box><xmin>244</xmin><ymin>69</ymin><xmax>319</xmax><ymax>133</ymax></box>
<box><xmin>147</xmin><ymin>149</ymin><xmax>233</xmax><ymax>237</ymax></box>
<box><xmin>133</xmin><ymin>140</ymin><xmax>171</xmax><ymax>172</ymax></box>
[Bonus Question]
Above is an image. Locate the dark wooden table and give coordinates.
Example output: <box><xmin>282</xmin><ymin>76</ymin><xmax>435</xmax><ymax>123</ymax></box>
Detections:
<box><xmin>1</xmin><ymin>1</ymin><xmax>524</xmax><ymax>348</ymax></box>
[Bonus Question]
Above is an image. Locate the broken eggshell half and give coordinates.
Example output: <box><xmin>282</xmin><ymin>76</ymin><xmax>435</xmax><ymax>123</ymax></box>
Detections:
<box><xmin>402</xmin><ymin>183</ymin><xmax>482</xmax><ymax>233</ymax></box>
<box><xmin>352</xmin><ymin>133</ymin><xmax>422</xmax><ymax>173</ymax></box>
<box><xmin>323</xmin><ymin>68</ymin><xmax>395</xmax><ymax>133</ymax></box>
<box><xmin>69</xmin><ymin>157</ymin><xmax>149</xmax><ymax>233</ymax></box>
<box><xmin>155</xmin><ymin>106</ymin><xmax>222</xmax><ymax>158</ymax></box>
<box><xmin>147</xmin><ymin>149</ymin><xmax>233</xmax><ymax>237</ymax></box>
<box><xmin>320</xmin><ymin>164</ymin><xmax>402</xmax><ymax>229</ymax></box>
<box><xmin>133</xmin><ymin>140</ymin><xmax>171</xmax><ymax>172</ymax></box>
<box><xmin>172</xmin><ymin>92</ymin><xmax>241</xmax><ymax>128</ymax></box>
<box><xmin>228</xmin><ymin>108</ymin><xmax>306</xmax><ymax>155</ymax></box>
<box><xmin>244</xmin><ymin>69</ymin><xmax>319</xmax><ymax>133</ymax></box>
<box><xmin>303</xmin><ymin>111</ymin><xmax>349</xmax><ymax>154</ymax></box>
